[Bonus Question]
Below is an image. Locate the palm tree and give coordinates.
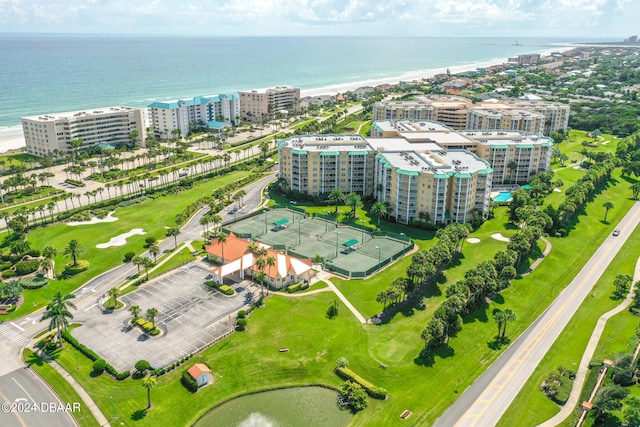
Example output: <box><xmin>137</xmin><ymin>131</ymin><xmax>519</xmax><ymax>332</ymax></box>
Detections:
<box><xmin>107</xmin><ymin>287</ymin><xmax>120</xmax><ymax>308</ymax></box>
<box><xmin>501</xmin><ymin>309</ymin><xmax>516</xmax><ymax>338</ymax></box>
<box><xmin>41</xmin><ymin>245</ymin><xmax>57</xmax><ymax>278</ymax></box>
<box><xmin>602</xmin><ymin>201</ymin><xmax>614</xmax><ymax>222</ymax></box>
<box><xmin>216</xmin><ymin>231</ymin><xmax>228</xmax><ymax>262</ymax></box>
<box><xmin>129</xmin><ymin>305</ymin><xmax>141</xmax><ymax>322</ymax></box>
<box><xmin>265</xmin><ymin>254</ymin><xmax>276</xmax><ymax>295</ymax></box>
<box><xmin>40</xmin><ymin>290</ymin><xmax>76</xmax><ymax>346</ymax></box>
<box><xmin>146</xmin><ymin>308</ymin><xmax>158</xmax><ymax>327</ymax></box>
<box><xmin>141</xmin><ymin>257</ymin><xmax>153</xmax><ymax>280</ymax></box>
<box><xmin>166</xmin><ymin>227</ymin><xmax>181</xmax><ymax>248</ymax></box>
<box><xmin>63</xmin><ymin>239</ymin><xmax>85</xmax><ymax>267</ymax></box>
<box><xmin>142</xmin><ymin>375</ymin><xmax>157</xmax><ymax>409</ymax></box>
<box><xmin>328</xmin><ymin>188</ymin><xmax>345</xmax><ymax>214</ymax></box>
<box><xmin>370</xmin><ymin>201</ymin><xmax>387</xmax><ymax>226</ymax></box>
<box><xmin>149</xmin><ymin>244</ymin><xmax>160</xmax><ymax>263</ymax></box>
<box><xmin>632</xmin><ymin>182</ymin><xmax>640</xmax><ymax>200</ymax></box>
<box><xmin>346</xmin><ymin>193</ymin><xmax>363</xmax><ymax>218</ymax></box>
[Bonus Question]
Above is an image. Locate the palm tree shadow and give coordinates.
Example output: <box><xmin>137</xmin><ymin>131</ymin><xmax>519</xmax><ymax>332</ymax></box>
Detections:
<box><xmin>131</xmin><ymin>409</ymin><xmax>147</xmax><ymax>420</ymax></box>
<box><xmin>487</xmin><ymin>336</ymin><xmax>511</xmax><ymax>350</ymax></box>
<box><xmin>25</xmin><ymin>352</ymin><xmax>45</xmax><ymax>367</ymax></box>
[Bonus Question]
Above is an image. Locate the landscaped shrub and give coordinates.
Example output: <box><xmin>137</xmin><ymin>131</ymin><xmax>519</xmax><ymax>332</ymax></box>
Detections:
<box><xmin>26</xmin><ymin>249</ymin><xmax>41</xmax><ymax>258</ymax></box>
<box><xmin>123</xmin><ymin>252</ymin><xmax>135</xmax><ymax>262</ymax></box>
<box><xmin>145</xmin><ymin>237</ymin><xmax>157</xmax><ymax>246</ymax></box>
<box><xmin>236</xmin><ymin>318</ymin><xmax>247</xmax><ymax>331</ymax></box>
<box><xmin>149</xmin><ymin>329</ymin><xmax>160</xmax><ymax>336</ymax></box>
<box><xmin>2</xmin><ymin>269</ymin><xmax>15</xmax><ymax>278</ymax></box>
<box><xmin>218</xmin><ymin>285</ymin><xmax>234</xmax><ymax>295</ymax></box>
<box><xmin>204</xmin><ymin>280</ymin><xmax>217</xmax><ymax>288</ymax></box>
<box><xmin>287</xmin><ymin>283</ymin><xmax>302</xmax><ymax>293</ymax></box>
<box><xmin>237</xmin><ymin>310</ymin><xmax>247</xmax><ymax>318</ymax></box>
<box><xmin>21</xmin><ymin>275</ymin><xmax>48</xmax><ymax>289</ymax></box>
<box><xmin>14</xmin><ymin>260</ymin><xmax>40</xmax><ymax>276</ymax></box>
<box><xmin>64</xmin><ymin>260</ymin><xmax>90</xmax><ymax>274</ymax></box>
<box><xmin>335</xmin><ymin>366</ymin><xmax>388</xmax><ymax>399</ymax></box>
<box><xmin>0</xmin><ymin>261</ymin><xmax>12</xmax><ymax>271</ymax></box>
<box><xmin>300</xmin><ymin>283</ymin><xmax>309</xmax><ymax>290</ymax></box>
<box><xmin>181</xmin><ymin>370</ymin><xmax>198</xmax><ymax>392</ymax></box>
<box><xmin>92</xmin><ymin>358</ymin><xmax>106</xmax><ymax>374</ymax></box>
<box><xmin>135</xmin><ymin>360</ymin><xmax>151</xmax><ymax>373</ymax></box>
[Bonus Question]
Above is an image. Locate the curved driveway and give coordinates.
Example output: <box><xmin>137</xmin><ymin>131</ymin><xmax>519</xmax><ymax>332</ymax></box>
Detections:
<box><xmin>0</xmin><ymin>173</ymin><xmax>275</xmax><ymax>427</ymax></box>
<box><xmin>438</xmin><ymin>201</ymin><xmax>640</xmax><ymax>427</ymax></box>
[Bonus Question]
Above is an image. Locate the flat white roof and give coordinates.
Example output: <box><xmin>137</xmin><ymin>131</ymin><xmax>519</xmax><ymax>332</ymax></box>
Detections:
<box><xmin>23</xmin><ymin>106</ymin><xmax>138</xmax><ymax>122</ymax></box>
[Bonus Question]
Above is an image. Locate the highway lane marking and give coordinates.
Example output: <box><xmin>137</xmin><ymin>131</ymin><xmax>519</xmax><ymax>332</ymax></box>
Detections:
<box><xmin>11</xmin><ymin>377</ymin><xmax>37</xmax><ymax>405</ymax></box>
<box><xmin>10</xmin><ymin>322</ymin><xmax>24</xmax><ymax>332</ymax></box>
<box><xmin>0</xmin><ymin>389</ymin><xmax>28</xmax><ymax>427</ymax></box>
<box><xmin>455</xmin><ymin>237</ymin><xmax>621</xmax><ymax>426</ymax></box>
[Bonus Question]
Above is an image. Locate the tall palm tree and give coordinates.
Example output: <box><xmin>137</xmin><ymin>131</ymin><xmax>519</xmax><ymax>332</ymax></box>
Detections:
<box><xmin>602</xmin><ymin>201</ymin><xmax>614</xmax><ymax>222</ymax></box>
<box><xmin>328</xmin><ymin>188</ymin><xmax>345</xmax><ymax>214</ymax></box>
<box><xmin>63</xmin><ymin>239</ymin><xmax>85</xmax><ymax>267</ymax></box>
<box><xmin>142</xmin><ymin>375</ymin><xmax>157</xmax><ymax>409</ymax></box>
<box><xmin>166</xmin><ymin>227</ymin><xmax>181</xmax><ymax>248</ymax></box>
<box><xmin>265</xmin><ymin>254</ymin><xmax>276</xmax><ymax>296</ymax></box>
<box><xmin>149</xmin><ymin>245</ymin><xmax>160</xmax><ymax>263</ymax></box>
<box><xmin>129</xmin><ymin>305</ymin><xmax>141</xmax><ymax>322</ymax></box>
<box><xmin>40</xmin><ymin>290</ymin><xmax>76</xmax><ymax>346</ymax></box>
<box><xmin>146</xmin><ymin>308</ymin><xmax>158</xmax><ymax>327</ymax></box>
<box><xmin>216</xmin><ymin>231</ymin><xmax>228</xmax><ymax>262</ymax></box>
<box><xmin>107</xmin><ymin>287</ymin><xmax>120</xmax><ymax>308</ymax></box>
<box><xmin>370</xmin><ymin>201</ymin><xmax>387</xmax><ymax>226</ymax></box>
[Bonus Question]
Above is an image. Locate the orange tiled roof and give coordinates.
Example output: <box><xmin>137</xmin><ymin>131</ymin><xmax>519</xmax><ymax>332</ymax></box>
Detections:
<box><xmin>188</xmin><ymin>363</ymin><xmax>211</xmax><ymax>379</ymax></box>
<box><xmin>205</xmin><ymin>232</ymin><xmax>249</xmax><ymax>261</ymax></box>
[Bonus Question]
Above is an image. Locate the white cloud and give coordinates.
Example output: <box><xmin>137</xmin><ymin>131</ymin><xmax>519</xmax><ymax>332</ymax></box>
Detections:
<box><xmin>0</xmin><ymin>0</ymin><xmax>636</xmax><ymax>36</ymax></box>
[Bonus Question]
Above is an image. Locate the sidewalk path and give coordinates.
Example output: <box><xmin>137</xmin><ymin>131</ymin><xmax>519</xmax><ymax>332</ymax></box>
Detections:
<box><xmin>536</xmin><ymin>256</ymin><xmax>640</xmax><ymax>427</ymax></box>
<box><xmin>521</xmin><ymin>236</ymin><xmax>552</xmax><ymax>277</ymax></box>
<box><xmin>30</xmin><ymin>346</ymin><xmax>109</xmax><ymax>426</ymax></box>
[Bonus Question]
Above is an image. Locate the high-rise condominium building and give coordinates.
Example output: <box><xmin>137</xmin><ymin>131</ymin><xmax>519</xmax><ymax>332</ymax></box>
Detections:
<box><xmin>147</xmin><ymin>94</ymin><xmax>240</xmax><ymax>139</ymax></box>
<box><xmin>372</xmin><ymin>95</ymin><xmax>569</xmax><ymax>135</ymax></box>
<box><xmin>278</xmin><ymin>121</ymin><xmax>552</xmax><ymax>224</ymax></box>
<box><xmin>22</xmin><ymin>106</ymin><xmax>145</xmax><ymax>158</ymax></box>
<box><xmin>239</xmin><ymin>86</ymin><xmax>300</xmax><ymax>123</ymax></box>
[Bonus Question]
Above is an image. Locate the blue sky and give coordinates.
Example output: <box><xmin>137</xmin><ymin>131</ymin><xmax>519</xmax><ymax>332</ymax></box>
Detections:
<box><xmin>0</xmin><ymin>0</ymin><xmax>637</xmax><ymax>38</ymax></box>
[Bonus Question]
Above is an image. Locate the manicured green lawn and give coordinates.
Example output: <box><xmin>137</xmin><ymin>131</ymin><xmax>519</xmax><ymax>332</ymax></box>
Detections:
<box><xmin>498</xmin><ymin>202</ymin><xmax>640</xmax><ymax>425</ymax></box>
<box><xmin>23</xmin><ymin>349</ymin><xmax>100</xmax><ymax>427</ymax></box>
<box><xmin>2</xmin><ymin>171</ymin><xmax>250</xmax><ymax>321</ymax></box>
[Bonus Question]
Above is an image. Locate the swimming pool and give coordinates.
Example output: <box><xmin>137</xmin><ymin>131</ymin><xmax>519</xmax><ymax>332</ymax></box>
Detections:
<box><xmin>493</xmin><ymin>191</ymin><xmax>512</xmax><ymax>202</ymax></box>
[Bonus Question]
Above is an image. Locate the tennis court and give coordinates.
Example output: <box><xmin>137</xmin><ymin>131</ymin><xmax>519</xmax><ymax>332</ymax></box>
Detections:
<box><xmin>223</xmin><ymin>208</ymin><xmax>413</xmax><ymax>278</ymax></box>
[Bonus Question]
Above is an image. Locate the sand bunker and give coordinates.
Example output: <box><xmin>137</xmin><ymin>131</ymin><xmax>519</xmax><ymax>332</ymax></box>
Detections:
<box><xmin>491</xmin><ymin>233</ymin><xmax>511</xmax><ymax>242</ymax></box>
<box><xmin>466</xmin><ymin>238</ymin><xmax>480</xmax><ymax>244</ymax></box>
<box><xmin>68</xmin><ymin>211</ymin><xmax>118</xmax><ymax>226</ymax></box>
<box><xmin>96</xmin><ymin>228</ymin><xmax>146</xmax><ymax>248</ymax></box>
<box><xmin>553</xmin><ymin>188</ymin><xmax>562</xmax><ymax>193</ymax></box>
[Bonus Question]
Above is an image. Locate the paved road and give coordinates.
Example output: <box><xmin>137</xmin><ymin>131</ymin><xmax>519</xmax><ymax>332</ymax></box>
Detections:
<box><xmin>0</xmin><ymin>367</ymin><xmax>77</xmax><ymax>427</ymax></box>
<box><xmin>438</xmin><ymin>201</ymin><xmax>640</xmax><ymax>427</ymax></box>
<box><xmin>0</xmin><ymin>173</ymin><xmax>275</xmax><ymax>427</ymax></box>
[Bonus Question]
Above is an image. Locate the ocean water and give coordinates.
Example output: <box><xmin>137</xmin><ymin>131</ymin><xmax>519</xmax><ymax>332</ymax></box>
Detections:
<box><xmin>0</xmin><ymin>35</ymin><xmax>589</xmax><ymax>137</ymax></box>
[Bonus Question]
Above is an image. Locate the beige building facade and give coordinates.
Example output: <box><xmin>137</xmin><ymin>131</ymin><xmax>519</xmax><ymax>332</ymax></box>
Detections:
<box><xmin>22</xmin><ymin>106</ymin><xmax>145</xmax><ymax>157</ymax></box>
<box><xmin>372</xmin><ymin>95</ymin><xmax>569</xmax><ymax>135</ymax></box>
<box><xmin>239</xmin><ymin>86</ymin><xmax>300</xmax><ymax>123</ymax></box>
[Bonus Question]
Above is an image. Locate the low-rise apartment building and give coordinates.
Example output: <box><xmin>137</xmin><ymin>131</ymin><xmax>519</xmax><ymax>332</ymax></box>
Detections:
<box><xmin>239</xmin><ymin>86</ymin><xmax>300</xmax><ymax>123</ymax></box>
<box><xmin>147</xmin><ymin>94</ymin><xmax>240</xmax><ymax>139</ymax></box>
<box><xmin>22</xmin><ymin>106</ymin><xmax>145</xmax><ymax>157</ymax></box>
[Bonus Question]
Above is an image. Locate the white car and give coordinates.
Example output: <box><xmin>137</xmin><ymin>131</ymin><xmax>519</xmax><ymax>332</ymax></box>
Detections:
<box><xmin>613</xmin><ymin>229</ymin><xmax>620</xmax><ymax>236</ymax></box>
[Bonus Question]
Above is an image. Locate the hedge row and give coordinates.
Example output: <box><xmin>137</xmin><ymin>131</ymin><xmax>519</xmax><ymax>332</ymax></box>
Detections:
<box><xmin>181</xmin><ymin>370</ymin><xmax>198</xmax><ymax>392</ymax></box>
<box><xmin>218</xmin><ymin>285</ymin><xmax>234</xmax><ymax>295</ymax></box>
<box><xmin>286</xmin><ymin>282</ymin><xmax>309</xmax><ymax>293</ymax></box>
<box><xmin>335</xmin><ymin>366</ymin><xmax>388</xmax><ymax>400</ymax></box>
<box><xmin>15</xmin><ymin>259</ymin><xmax>40</xmax><ymax>276</ymax></box>
<box><xmin>61</xmin><ymin>329</ymin><xmax>131</xmax><ymax>380</ymax></box>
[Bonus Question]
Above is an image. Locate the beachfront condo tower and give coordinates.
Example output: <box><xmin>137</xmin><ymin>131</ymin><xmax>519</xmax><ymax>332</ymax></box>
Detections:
<box><xmin>22</xmin><ymin>106</ymin><xmax>146</xmax><ymax>157</ymax></box>
<box><xmin>239</xmin><ymin>86</ymin><xmax>301</xmax><ymax>123</ymax></box>
<box><xmin>147</xmin><ymin>94</ymin><xmax>240</xmax><ymax>139</ymax></box>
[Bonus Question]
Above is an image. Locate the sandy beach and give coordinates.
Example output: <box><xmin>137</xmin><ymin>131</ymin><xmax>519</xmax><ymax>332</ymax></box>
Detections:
<box><xmin>0</xmin><ymin>47</ymin><xmax>574</xmax><ymax>154</ymax></box>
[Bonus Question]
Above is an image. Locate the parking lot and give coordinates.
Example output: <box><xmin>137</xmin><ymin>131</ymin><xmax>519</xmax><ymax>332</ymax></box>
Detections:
<box><xmin>73</xmin><ymin>262</ymin><xmax>260</xmax><ymax>372</ymax></box>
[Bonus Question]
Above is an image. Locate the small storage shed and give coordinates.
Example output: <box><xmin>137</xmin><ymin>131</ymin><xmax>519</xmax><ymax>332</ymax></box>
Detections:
<box><xmin>187</xmin><ymin>363</ymin><xmax>213</xmax><ymax>388</ymax></box>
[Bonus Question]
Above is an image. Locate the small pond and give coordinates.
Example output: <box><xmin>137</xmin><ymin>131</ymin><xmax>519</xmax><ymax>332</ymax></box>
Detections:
<box><xmin>192</xmin><ymin>386</ymin><xmax>353</xmax><ymax>427</ymax></box>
